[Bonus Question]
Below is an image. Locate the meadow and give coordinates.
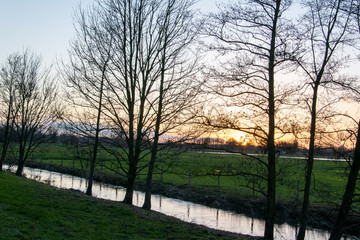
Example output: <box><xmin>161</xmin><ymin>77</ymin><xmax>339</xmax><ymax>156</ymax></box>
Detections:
<box><xmin>17</xmin><ymin>143</ymin><xmax>354</xmax><ymax>209</ymax></box>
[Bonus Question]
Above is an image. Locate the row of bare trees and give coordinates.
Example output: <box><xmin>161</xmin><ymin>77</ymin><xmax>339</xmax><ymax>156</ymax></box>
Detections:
<box><xmin>61</xmin><ymin>0</ymin><xmax>202</xmax><ymax>208</ymax></box>
<box><xmin>0</xmin><ymin>0</ymin><xmax>202</xmax><ymax>214</ymax></box>
<box><xmin>199</xmin><ymin>0</ymin><xmax>360</xmax><ymax>240</ymax></box>
<box><xmin>0</xmin><ymin>0</ymin><xmax>359</xmax><ymax>240</ymax></box>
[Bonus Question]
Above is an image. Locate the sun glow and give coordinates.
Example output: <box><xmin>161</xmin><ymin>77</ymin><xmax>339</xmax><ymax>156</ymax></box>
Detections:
<box><xmin>209</xmin><ymin>129</ymin><xmax>254</xmax><ymax>146</ymax></box>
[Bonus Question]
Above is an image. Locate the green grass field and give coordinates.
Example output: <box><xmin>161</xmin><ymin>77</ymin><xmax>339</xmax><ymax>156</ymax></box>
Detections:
<box><xmin>15</xmin><ymin>143</ymin><xmax>358</xmax><ymax>209</ymax></box>
<box><xmin>0</xmin><ymin>172</ymin><xmax>253</xmax><ymax>240</ymax></box>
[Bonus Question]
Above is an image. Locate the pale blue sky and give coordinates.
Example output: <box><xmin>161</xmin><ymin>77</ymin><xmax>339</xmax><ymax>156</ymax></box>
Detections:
<box><xmin>0</xmin><ymin>1</ymin><xmax>356</xmax><ymax>76</ymax></box>
<box><xmin>1</xmin><ymin>1</ymin><xmax>358</xmax><ymax>117</ymax></box>
<box><xmin>0</xmin><ymin>0</ymin><xmax>220</xmax><ymax>65</ymax></box>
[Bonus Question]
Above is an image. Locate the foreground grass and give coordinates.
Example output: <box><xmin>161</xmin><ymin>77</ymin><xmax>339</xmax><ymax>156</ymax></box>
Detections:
<box><xmin>0</xmin><ymin>172</ymin><xmax>254</xmax><ymax>240</ymax></box>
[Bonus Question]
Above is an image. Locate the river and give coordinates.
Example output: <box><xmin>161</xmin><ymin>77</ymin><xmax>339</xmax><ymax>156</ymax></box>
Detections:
<box><xmin>3</xmin><ymin>165</ymin><xmax>358</xmax><ymax>240</ymax></box>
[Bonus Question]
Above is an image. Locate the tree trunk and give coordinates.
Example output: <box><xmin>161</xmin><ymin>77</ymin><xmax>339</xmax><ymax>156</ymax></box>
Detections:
<box><xmin>0</xmin><ymin>101</ymin><xmax>14</xmax><ymax>172</ymax></box>
<box><xmin>297</xmin><ymin>83</ymin><xmax>319</xmax><ymax>240</ymax></box>
<box><xmin>16</xmin><ymin>159</ymin><xmax>25</xmax><ymax>176</ymax></box>
<box><xmin>0</xmin><ymin>136</ymin><xmax>9</xmax><ymax>173</ymax></box>
<box><xmin>142</xmin><ymin>31</ymin><xmax>167</xmax><ymax>210</ymax></box>
<box><xmin>85</xmin><ymin>70</ymin><xmax>104</xmax><ymax>196</ymax></box>
<box><xmin>0</xmin><ymin>142</ymin><xmax>9</xmax><ymax>172</ymax></box>
<box><xmin>16</xmin><ymin>145</ymin><xmax>26</xmax><ymax>176</ymax></box>
<box><xmin>123</xmin><ymin>166</ymin><xmax>137</xmax><ymax>204</ymax></box>
<box><xmin>329</xmin><ymin>120</ymin><xmax>360</xmax><ymax>240</ymax></box>
<box><xmin>123</xmin><ymin>178</ymin><xmax>135</xmax><ymax>205</ymax></box>
<box><xmin>142</xmin><ymin>155</ymin><xmax>155</xmax><ymax>210</ymax></box>
<box><xmin>85</xmin><ymin>160</ymin><xmax>95</xmax><ymax>196</ymax></box>
<box><xmin>264</xmin><ymin>2</ymin><xmax>280</xmax><ymax>239</ymax></box>
<box><xmin>265</xmin><ymin>146</ymin><xmax>276</xmax><ymax>240</ymax></box>
<box><xmin>142</xmin><ymin>130</ymin><xmax>160</xmax><ymax>210</ymax></box>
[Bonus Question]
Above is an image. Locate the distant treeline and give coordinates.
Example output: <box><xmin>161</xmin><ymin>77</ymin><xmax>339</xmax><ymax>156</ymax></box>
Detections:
<box><xmin>0</xmin><ymin>125</ymin><xmax>349</xmax><ymax>158</ymax></box>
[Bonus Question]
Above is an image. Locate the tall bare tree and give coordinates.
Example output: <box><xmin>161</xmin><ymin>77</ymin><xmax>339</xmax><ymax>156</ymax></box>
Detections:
<box><xmin>62</xmin><ymin>2</ymin><xmax>114</xmax><ymax>196</ymax></box>
<box><xmin>329</xmin><ymin>6</ymin><xmax>360</xmax><ymax>235</ymax></box>
<box><xmin>292</xmin><ymin>1</ymin><xmax>356</xmax><ymax>239</ymax></box>
<box><xmin>141</xmin><ymin>0</ymin><xmax>201</xmax><ymax>210</ymax></box>
<box><xmin>203</xmin><ymin>1</ymin><xmax>296</xmax><ymax>239</ymax></box>
<box><xmin>3</xmin><ymin>50</ymin><xmax>59</xmax><ymax>176</ymax></box>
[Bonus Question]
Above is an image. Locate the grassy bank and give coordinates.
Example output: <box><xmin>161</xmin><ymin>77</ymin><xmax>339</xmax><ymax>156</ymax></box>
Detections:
<box><xmin>0</xmin><ymin>172</ymin><xmax>254</xmax><ymax>240</ymax></box>
<box><xmin>7</xmin><ymin>160</ymin><xmax>359</xmax><ymax>237</ymax></box>
<box><xmin>4</xmin><ymin>143</ymin><xmax>360</xmax><ymax>237</ymax></box>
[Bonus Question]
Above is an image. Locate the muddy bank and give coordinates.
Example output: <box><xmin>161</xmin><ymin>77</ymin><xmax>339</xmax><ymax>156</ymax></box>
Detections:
<box><xmin>11</xmin><ymin>161</ymin><xmax>359</xmax><ymax>237</ymax></box>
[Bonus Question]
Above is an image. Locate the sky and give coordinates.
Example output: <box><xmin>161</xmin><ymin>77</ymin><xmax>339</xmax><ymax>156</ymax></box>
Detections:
<box><xmin>0</xmin><ymin>0</ymin><xmax>359</xmax><ymax>120</ymax></box>
<box><xmin>0</xmin><ymin>0</ymin><xmax>221</xmax><ymax>66</ymax></box>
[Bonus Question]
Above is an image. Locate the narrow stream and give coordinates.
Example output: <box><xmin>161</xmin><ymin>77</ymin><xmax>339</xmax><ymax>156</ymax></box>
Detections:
<box><xmin>4</xmin><ymin>165</ymin><xmax>358</xmax><ymax>240</ymax></box>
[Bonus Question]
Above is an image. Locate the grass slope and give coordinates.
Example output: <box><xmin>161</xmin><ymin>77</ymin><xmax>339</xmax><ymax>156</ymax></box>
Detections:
<box><xmin>0</xmin><ymin>172</ymin><xmax>254</xmax><ymax>240</ymax></box>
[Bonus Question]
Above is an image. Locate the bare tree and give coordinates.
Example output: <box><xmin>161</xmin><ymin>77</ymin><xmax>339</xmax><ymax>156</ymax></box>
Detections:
<box><xmin>141</xmin><ymin>0</ymin><xmax>201</xmax><ymax>210</ymax></box>
<box><xmin>62</xmin><ymin>2</ymin><xmax>114</xmax><ymax>196</ymax></box>
<box><xmin>3</xmin><ymin>49</ymin><xmax>59</xmax><ymax>176</ymax></box>
<box><xmin>0</xmin><ymin>54</ymin><xmax>19</xmax><ymax>171</ymax></box>
<box><xmin>329</xmin><ymin>6</ymin><xmax>360</xmax><ymax>233</ymax></box>
<box><xmin>292</xmin><ymin>1</ymin><xmax>356</xmax><ymax>239</ymax></box>
<box><xmin>202</xmin><ymin>1</ymin><xmax>296</xmax><ymax>239</ymax></box>
<box><xmin>76</xmin><ymin>0</ymin><xmax>201</xmax><ymax>205</ymax></box>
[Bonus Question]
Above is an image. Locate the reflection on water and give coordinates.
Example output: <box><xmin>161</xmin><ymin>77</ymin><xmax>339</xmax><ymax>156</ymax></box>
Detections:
<box><xmin>3</xmin><ymin>165</ymin><xmax>357</xmax><ymax>240</ymax></box>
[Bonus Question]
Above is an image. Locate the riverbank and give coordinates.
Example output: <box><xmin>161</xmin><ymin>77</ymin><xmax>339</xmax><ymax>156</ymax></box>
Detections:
<box><xmin>0</xmin><ymin>171</ymin><xmax>257</xmax><ymax>240</ymax></box>
<box><xmin>8</xmin><ymin>161</ymin><xmax>359</xmax><ymax>238</ymax></box>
